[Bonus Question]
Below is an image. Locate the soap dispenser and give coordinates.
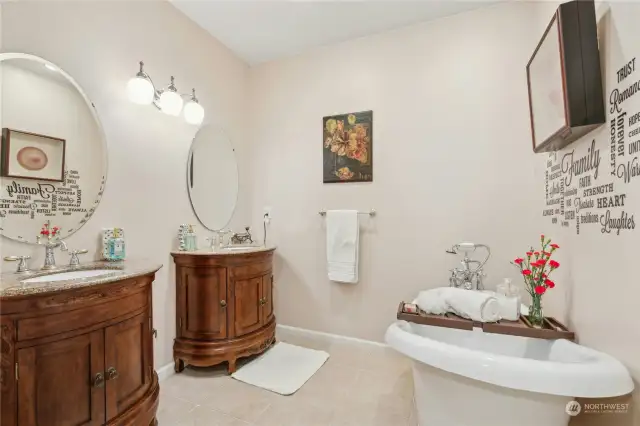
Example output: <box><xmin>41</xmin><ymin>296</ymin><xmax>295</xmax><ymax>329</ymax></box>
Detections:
<box><xmin>186</xmin><ymin>225</ymin><xmax>198</xmax><ymax>251</ymax></box>
<box><xmin>107</xmin><ymin>227</ymin><xmax>126</xmax><ymax>261</ymax></box>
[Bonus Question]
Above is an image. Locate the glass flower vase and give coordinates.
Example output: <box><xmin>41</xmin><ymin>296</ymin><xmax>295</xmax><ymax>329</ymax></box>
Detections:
<box><xmin>529</xmin><ymin>294</ymin><xmax>544</xmax><ymax>328</ymax></box>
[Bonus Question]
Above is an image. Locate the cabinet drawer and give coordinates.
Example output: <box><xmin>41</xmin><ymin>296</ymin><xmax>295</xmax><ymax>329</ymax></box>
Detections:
<box><xmin>17</xmin><ymin>291</ymin><xmax>147</xmax><ymax>342</ymax></box>
<box><xmin>230</xmin><ymin>262</ymin><xmax>271</xmax><ymax>280</ymax></box>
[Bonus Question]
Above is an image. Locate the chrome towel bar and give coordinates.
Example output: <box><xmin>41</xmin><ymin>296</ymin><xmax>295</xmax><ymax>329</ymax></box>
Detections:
<box><xmin>318</xmin><ymin>209</ymin><xmax>376</xmax><ymax>216</ymax></box>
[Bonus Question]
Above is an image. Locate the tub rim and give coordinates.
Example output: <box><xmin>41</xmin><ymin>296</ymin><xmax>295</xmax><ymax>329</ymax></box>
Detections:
<box><xmin>385</xmin><ymin>321</ymin><xmax>634</xmax><ymax>398</ymax></box>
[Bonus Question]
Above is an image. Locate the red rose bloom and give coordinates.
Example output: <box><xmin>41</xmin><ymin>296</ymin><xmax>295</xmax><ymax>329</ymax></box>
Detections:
<box><xmin>540</xmin><ymin>234</ymin><xmax>545</xmax><ymax>240</ymax></box>
<box><xmin>522</xmin><ymin>269</ymin><xmax>532</xmax><ymax>276</ymax></box>
<box><xmin>542</xmin><ymin>251</ymin><xmax>551</xmax><ymax>257</ymax></box>
<box><xmin>535</xmin><ymin>285</ymin><xmax>546</xmax><ymax>295</ymax></box>
<box><xmin>514</xmin><ymin>258</ymin><xmax>524</xmax><ymax>265</ymax></box>
<box><xmin>549</xmin><ymin>260</ymin><xmax>560</xmax><ymax>269</ymax></box>
<box><xmin>526</xmin><ymin>251</ymin><xmax>533</xmax><ymax>257</ymax></box>
<box><xmin>542</xmin><ymin>273</ymin><xmax>548</xmax><ymax>278</ymax></box>
<box><xmin>550</xmin><ymin>243</ymin><xmax>560</xmax><ymax>249</ymax></box>
<box><xmin>545</xmin><ymin>279</ymin><xmax>555</xmax><ymax>288</ymax></box>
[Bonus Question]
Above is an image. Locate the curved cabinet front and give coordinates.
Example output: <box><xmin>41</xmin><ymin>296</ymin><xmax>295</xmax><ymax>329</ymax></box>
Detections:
<box><xmin>0</xmin><ymin>272</ymin><xmax>160</xmax><ymax>426</ymax></box>
<box><xmin>172</xmin><ymin>249</ymin><xmax>276</xmax><ymax>374</ymax></box>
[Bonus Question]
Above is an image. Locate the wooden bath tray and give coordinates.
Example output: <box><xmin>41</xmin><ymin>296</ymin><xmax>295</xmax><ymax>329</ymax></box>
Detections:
<box><xmin>397</xmin><ymin>302</ymin><xmax>575</xmax><ymax>341</ymax></box>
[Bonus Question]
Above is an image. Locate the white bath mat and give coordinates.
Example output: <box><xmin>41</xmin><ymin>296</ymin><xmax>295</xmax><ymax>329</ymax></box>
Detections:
<box><xmin>231</xmin><ymin>342</ymin><xmax>329</xmax><ymax>395</ymax></box>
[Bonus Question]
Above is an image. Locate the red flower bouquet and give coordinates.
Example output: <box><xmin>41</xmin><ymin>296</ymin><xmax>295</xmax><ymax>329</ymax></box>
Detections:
<box><xmin>512</xmin><ymin>234</ymin><xmax>560</xmax><ymax>328</ymax></box>
<box><xmin>39</xmin><ymin>222</ymin><xmax>60</xmax><ymax>240</ymax></box>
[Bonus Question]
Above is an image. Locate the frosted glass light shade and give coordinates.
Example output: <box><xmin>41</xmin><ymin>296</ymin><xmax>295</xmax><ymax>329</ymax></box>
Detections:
<box><xmin>159</xmin><ymin>90</ymin><xmax>183</xmax><ymax>116</ymax></box>
<box><xmin>127</xmin><ymin>76</ymin><xmax>154</xmax><ymax>105</ymax></box>
<box><xmin>184</xmin><ymin>101</ymin><xmax>205</xmax><ymax>125</ymax></box>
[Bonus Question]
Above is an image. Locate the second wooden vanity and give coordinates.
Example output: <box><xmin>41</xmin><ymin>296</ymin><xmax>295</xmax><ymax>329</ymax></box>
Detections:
<box><xmin>172</xmin><ymin>247</ymin><xmax>276</xmax><ymax>374</ymax></box>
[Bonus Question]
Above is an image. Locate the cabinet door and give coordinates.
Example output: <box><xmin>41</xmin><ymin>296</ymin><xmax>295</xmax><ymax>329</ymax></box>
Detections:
<box><xmin>104</xmin><ymin>311</ymin><xmax>152</xmax><ymax>421</ymax></box>
<box><xmin>178</xmin><ymin>267</ymin><xmax>228</xmax><ymax>340</ymax></box>
<box><xmin>17</xmin><ymin>330</ymin><xmax>105</xmax><ymax>426</ymax></box>
<box><xmin>261</xmin><ymin>274</ymin><xmax>274</xmax><ymax>324</ymax></box>
<box><xmin>232</xmin><ymin>276</ymin><xmax>263</xmax><ymax>336</ymax></box>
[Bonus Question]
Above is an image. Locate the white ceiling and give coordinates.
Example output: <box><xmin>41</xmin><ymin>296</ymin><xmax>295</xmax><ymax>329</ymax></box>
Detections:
<box><xmin>171</xmin><ymin>1</ymin><xmax>497</xmax><ymax>65</ymax></box>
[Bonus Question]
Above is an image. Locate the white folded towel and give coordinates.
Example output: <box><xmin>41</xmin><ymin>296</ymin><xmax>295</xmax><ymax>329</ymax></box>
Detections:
<box><xmin>415</xmin><ymin>287</ymin><xmax>500</xmax><ymax>323</ymax></box>
<box><xmin>326</xmin><ymin>210</ymin><xmax>359</xmax><ymax>283</ymax></box>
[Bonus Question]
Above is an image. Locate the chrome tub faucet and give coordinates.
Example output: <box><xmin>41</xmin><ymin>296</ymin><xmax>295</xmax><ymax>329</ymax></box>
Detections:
<box><xmin>446</xmin><ymin>242</ymin><xmax>491</xmax><ymax>291</ymax></box>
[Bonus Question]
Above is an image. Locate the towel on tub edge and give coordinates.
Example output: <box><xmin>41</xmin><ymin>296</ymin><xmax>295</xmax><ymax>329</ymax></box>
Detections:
<box><xmin>414</xmin><ymin>287</ymin><xmax>500</xmax><ymax>323</ymax></box>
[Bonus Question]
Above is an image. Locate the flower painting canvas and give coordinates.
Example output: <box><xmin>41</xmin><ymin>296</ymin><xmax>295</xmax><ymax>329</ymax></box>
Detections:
<box><xmin>323</xmin><ymin>111</ymin><xmax>372</xmax><ymax>183</ymax></box>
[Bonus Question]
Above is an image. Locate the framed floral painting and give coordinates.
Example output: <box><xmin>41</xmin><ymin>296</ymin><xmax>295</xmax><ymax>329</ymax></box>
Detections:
<box><xmin>323</xmin><ymin>110</ymin><xmax>373</xmax><ymax>183</ymax></box>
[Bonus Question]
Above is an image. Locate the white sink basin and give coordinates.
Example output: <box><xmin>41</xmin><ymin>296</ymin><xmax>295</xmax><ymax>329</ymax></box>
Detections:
<box><xmin>22</xmin><ymin>269</ymin><xmax>117</xmax><ymax>284</ymax></box>
<box><xmin>221</xmin><ymin>246</ymin><xmax>258</xmax><ymax>252</ymax></box>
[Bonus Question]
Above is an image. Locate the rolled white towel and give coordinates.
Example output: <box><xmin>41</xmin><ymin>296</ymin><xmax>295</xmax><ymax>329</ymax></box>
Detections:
<box><xmin>415</xmin><ymin>287</ymin><xmax>500</xmax><ymax>323</ymax></box>
<box><xmin>414</xmin><ymin>288</ymin><xmax>449</xmax><ymax>316</ymax></box>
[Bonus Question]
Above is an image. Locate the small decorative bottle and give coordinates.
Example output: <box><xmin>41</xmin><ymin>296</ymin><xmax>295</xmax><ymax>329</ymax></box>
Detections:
<box><xmin>186</xmin><ymin>225</ymin><xmax>198</xmax><ymax>251</ymax></box>
<box><xmin>107</xmin><ymin>227</ymin><xmax>126</xmax><ymax>261</ymax></box>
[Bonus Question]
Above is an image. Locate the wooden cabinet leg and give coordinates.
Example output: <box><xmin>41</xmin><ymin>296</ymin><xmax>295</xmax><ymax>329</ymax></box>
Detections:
<box><xmin>227</xmin><ymin>358</ymin><xmax>237</xmax><ymax>374</ymax></box>
<box><xmin>174</xmin><ymin>357</ymin><xmax>185</xmax><ymax>373</ymax></box>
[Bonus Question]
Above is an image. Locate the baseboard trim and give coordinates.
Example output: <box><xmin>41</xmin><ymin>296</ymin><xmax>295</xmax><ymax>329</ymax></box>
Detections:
<box><xmin>157</xmin><ymin>361</ymin><xmax>175</xmax><ymax>382</ymax></box>
<box><xmin>276</xmin><ymin>324</ymin><xmax>387</xmax><ymax>348</ymax></box>
<box><xmin>156</xmin><ymin>325</ymin><xmax>385</xmax><ymax>382</ymax></box>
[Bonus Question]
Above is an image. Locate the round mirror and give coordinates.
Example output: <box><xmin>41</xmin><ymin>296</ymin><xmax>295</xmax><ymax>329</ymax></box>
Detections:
<box><xmin>0</xmin><ymin>53</ymin><xmax>107</xmax><ymax>244</ymax></box>
<box><xmin>187</xmin><ymin>126</ymin><xmax>238</xmax><ymax>231</ymax></box>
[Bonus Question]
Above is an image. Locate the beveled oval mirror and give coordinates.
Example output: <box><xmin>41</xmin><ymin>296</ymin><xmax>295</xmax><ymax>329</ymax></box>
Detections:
<box><xmin>187</xmin><ymin>126</ymin><xmax>238</xmax><ymax>231</ymax></box>
<box><xmin>0</xmin><ymin>53</ymin><xmax>108</xmax><ymax>243</ymax></box>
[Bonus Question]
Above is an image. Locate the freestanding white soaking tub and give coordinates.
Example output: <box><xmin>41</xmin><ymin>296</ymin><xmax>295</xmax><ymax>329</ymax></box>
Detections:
<box><xmin>385</xmin><ymin>321</ymin><xmax>633</xmax><ymax>426</ymax></box>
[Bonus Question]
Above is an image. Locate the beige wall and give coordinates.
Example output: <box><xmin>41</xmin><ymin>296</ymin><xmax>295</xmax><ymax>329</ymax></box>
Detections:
<box><xmin>532</xmin><ymin>2</ymin><xmax>640</xmax><ymax>424</ymax></box>
<box><xmin>247</xmin><ymin>2</ymin><xmax>638</xmax><ymax>421</ymax></box>
<box><xmin>247</xmin><ymin>2</ymin><xmax>549</xmax><ymax>342</ymax></box>
<box><xmin>0</xmin><ymin>1</ymin><xmax>250</xmax><ymax>369</ymax></box>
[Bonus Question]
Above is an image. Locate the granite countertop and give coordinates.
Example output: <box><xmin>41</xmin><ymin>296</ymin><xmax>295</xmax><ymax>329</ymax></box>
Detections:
<box><xmin>0</xmin><ymin>259</ymin><xmax>162</xmax><ymax>298</ymax></box>
<box><xmin>170</xmin><ymin>245</ymin><xmax>276</xmax><ymax>256</ymax></box>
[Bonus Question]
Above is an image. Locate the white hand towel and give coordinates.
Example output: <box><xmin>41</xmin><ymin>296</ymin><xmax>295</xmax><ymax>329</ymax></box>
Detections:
<box><xmin>415</xmin><ymin>287</ymin><xmax>500</xmax><ymax>323</ymax></box>
<box><xmin>326</xmin><ymin>210</ymin><xmax>359</xmax><ymax>283</ymax></box>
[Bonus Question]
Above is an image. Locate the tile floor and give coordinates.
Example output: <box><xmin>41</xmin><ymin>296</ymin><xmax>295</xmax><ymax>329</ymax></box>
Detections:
<box><xmin>158</xmin><ymin>328</ymin><xmax>417</xmax><ymax>426</ymax></box>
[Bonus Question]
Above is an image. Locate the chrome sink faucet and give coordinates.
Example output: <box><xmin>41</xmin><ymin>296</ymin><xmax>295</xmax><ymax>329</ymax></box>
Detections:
<box><xmin>207</xmin><ymin>229</ymin><xmax>232</xmax><ymax>250</ymax></box>
<box><xmin>36</xmin><ymin>221</ymin><xmax>68</xmax><ymax>270</ymax></box>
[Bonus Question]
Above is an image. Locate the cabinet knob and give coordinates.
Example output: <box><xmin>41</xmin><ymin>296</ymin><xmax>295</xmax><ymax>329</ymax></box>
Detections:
<box><xmin>220</xmin><ymin>300</ymin><xmax>227</xmax><ymax>307</ymax></box>
<box><xmin>93</xmin><ymin>372</ymin><xmax>105</xmax><ymax>388</ymax></box>
<box><xmin>106</xmin><ymin>367</ymin><xmax>119</xmax><ymax>381</ymax></box>
<box><xmin>260</xmin><ymin>298</ymin><xmax>266</xmax><ymax>306</ymax></box>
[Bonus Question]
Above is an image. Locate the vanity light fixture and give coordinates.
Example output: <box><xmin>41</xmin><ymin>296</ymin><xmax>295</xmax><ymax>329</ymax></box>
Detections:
<box><xmin>126</xmin><ymin>61</ymin><xmax>204</xmax><ymax>125</ymax></box>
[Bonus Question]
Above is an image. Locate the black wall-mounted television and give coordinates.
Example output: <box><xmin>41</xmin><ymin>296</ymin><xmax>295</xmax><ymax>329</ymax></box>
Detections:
<box><xmin>526</xmin><ymin>0</ymin><xmax>605</xmax><ymax>153</ymax></box>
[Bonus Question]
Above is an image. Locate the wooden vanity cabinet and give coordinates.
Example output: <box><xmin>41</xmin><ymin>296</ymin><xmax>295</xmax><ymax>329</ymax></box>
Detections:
<box><xmin>0</xmin><ymin>272</ymin><xmax>160</xmax><ymax>426</ymax></box>
<box><xmin>172</xmin><ymin>249</ymin><xmax>276</xmax><ymax>374</ymax></box>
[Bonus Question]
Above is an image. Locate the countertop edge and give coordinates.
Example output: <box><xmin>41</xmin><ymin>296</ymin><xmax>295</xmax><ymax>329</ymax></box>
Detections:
<box><xmin>0</xmin><ymin>260</ymin><xmax>163</xmax><ymax>299</ymax></box>
<box><xmin>170</xmin><ymin>246</ymin><xmax>276</xmax><ymax>256</ymax></box>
